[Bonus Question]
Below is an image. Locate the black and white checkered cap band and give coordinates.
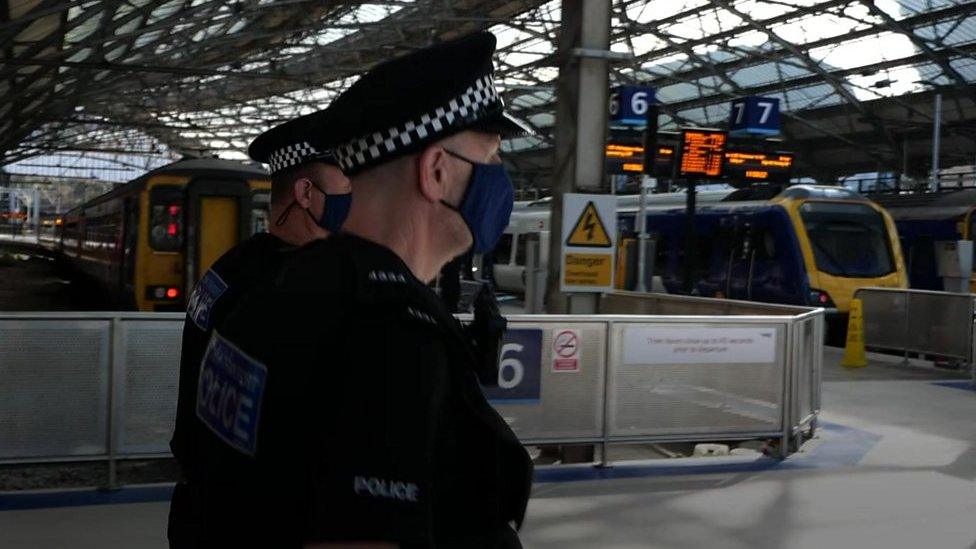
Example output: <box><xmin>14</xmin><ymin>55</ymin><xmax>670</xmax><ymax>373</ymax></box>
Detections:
<box><xmin>334</xmin><ymin>74</ymin><xmax>501</xmax><ymax>173</ymax></box>
<box><xmin>267</xmin><ymin>141</ymin><xmax>322</xmax><ymax>174</ymax></box>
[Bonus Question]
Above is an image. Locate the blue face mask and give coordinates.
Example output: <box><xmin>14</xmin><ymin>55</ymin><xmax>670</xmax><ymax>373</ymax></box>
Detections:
<box><xmin>441</xmin><ymin>149</ymin><xmax>515</xmax><ymax>253</ymax></box>
<box><xmin>319</xmin><ymin>191</ymin><xmax>351</xmax><ymax>233</ymax></box>
<box><xmin>302</xmin><ymin>184</ymin><xmax>351</xmax><ymax>233</ymax></box>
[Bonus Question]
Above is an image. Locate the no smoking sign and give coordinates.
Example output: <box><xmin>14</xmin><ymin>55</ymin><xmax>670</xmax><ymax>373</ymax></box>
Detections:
<box><xmin>551</xmin><ymin>329</ymin><xmax>580</xmax><ymax>373</ymax></box>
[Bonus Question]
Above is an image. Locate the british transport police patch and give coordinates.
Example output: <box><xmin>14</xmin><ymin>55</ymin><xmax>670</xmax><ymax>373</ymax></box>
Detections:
<box><xmin>187</xmin><ymin>269</ymin><xmax>229</xmax><ymax>330</ymax></box>
<box><xmin>196</xmin><ymin>332</ymin><xmax>268</xmax><ymax>456</ymax></box>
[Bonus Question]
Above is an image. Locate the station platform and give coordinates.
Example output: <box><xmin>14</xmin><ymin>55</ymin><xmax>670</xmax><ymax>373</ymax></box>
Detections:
<box><xmin>0</xmin><ymin>235</ymin><xmax>111</xmax><ymax>311</ymax></box>
<box><xmin>2</xmin><ymin>347</ymin><xmax>974</xmax><ymax>548</ymax></box>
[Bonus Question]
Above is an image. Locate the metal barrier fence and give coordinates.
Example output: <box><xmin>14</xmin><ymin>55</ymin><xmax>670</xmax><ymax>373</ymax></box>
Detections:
<box><xmin>598</xmin><ymin>292</ymin><xmax>822</xmax><ymax>442</ymax></box>
<box><xmin>600</xmin><ymin>290</ymin><xmax>815</xmax><ymax>316</ymax></box>
<box><xmin>0</xmin><ymin>308</ymin><xmax>822</xmax><ymax>480</ymax></box>
<box><xmin>855</xmin><ymin>287</ymin><xmax>976</xmax><ymax>372</ymax></box>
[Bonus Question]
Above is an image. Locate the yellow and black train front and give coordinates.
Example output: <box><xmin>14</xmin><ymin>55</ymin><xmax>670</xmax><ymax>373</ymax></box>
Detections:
<box><xmin>58</xmin><ymin>159</ymin><xmax>271</xmax><ymax>311</ymax></box>
<box><xmin>616</xmin><ymin>185</ymin><xmax>907</xmax><ymax>315</ymax></box>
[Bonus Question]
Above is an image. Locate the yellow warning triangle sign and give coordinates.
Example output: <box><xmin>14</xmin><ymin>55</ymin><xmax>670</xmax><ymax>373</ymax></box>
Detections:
<box><xmin>566</xmin><ymin>201</ymin><xmax>612</xmax><ymax>247</ymax></box>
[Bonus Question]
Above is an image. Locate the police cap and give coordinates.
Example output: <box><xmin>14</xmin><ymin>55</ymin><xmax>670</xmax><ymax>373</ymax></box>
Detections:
<box><xmin>328</xmin><ymin>31</ymin><xmax>533</xmax><ymax>175</ymax></box>
<box><xmin>248</xmin><ymin>110</ymin><xmax>341</xmax><ymax>176</ymax></box>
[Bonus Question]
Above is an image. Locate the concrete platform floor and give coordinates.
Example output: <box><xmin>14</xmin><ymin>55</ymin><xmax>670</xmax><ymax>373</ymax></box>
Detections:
<box><xmin>2</xmin><ymin>347</ymin><xmax>975</xmax><ymax>549</ymax></box>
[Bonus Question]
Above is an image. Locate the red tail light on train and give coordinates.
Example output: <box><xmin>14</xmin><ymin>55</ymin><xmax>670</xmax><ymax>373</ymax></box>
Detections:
<box><xmin>147</xmin><ymin>285</ymin><xmax>182</xmax><ymax>301</ymax></box>
<box><xmin>149</xmin><ymin>189</ymin><xmax>184</xmax><ymax>252</ymax></box>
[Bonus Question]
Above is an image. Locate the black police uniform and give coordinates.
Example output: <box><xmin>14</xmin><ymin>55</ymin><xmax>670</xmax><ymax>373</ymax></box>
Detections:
<box><xmin>208</xmin><ymin>234</ymin><xmax>532</xmax><ymax>547</ymax></box>
<box><xmin>171</xmin><ymin>31</ymin><xmax>534</xmax><ymax>548</ymax></box>
<box><xmin>167</xmin><ymin>232</ymin><xmax>292</xmax><ymax>542</ymax></box>
<box><xmin>168</xmin><ymin>107</ymin><xmax>342</xmax><ymax>547</ymax></box>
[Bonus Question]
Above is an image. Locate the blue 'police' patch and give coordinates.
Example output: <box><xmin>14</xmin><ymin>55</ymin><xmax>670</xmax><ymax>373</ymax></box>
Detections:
<box><xmin>187</xmin><ymin>269</ymin><xmax>228</xmax><ymax>330</ymax></box>
<box><xmin>196</xmin><ymin>332</ymin><xmax>268</xmax><ymax>456</ymax></box>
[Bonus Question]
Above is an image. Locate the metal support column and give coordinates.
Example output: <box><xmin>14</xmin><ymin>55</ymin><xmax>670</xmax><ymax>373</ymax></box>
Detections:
<box><xmin>931</xmin><ymin>92</ymin><xmax>942</xmax><ymax>192</ymax></box>
<box><xmin>106</xmin><ymin>318</ymin><xmax>121</xmax><ymax>490</ymax></box>
<box><xmin>545</xmin><ymin>0</ymin><xmax>611</xmax><ymax>314</ymax></box>
<box><xmin>31</xmin><ymin>187</ymin><xmax>40</xmax><ymax>239</ymax></box>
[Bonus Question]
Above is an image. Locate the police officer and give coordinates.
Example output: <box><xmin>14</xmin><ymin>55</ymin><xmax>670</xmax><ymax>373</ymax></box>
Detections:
<box><xmin>168</xmin><ymin>111</ymin><xmax>351</xmax><ymax>547</ymax></box>
<box><xmin>204</xmin><ymin>32</ymin><xmax>533</xmax><ymax>547</ymax></box>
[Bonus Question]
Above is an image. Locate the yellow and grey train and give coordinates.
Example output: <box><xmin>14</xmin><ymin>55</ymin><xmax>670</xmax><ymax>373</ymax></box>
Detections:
<box><xmin>57</xmin><ymin>159</ymin><xmax>271</xmax><ymax>311</ymax></box>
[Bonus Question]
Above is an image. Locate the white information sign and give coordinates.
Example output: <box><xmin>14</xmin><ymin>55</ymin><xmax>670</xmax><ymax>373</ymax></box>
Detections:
<box><xmin>622</xmin><ymin>327</ymin><xmax>777</xmax><ymax>365</ymax></box>
<box><xmin>560</xmin><ymin>193</ymin><xmax>618</xmax><ymax>293</ymax></box>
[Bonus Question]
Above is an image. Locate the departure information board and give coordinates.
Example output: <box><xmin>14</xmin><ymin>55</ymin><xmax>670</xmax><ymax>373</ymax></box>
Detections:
<box><xmin>723</xmin><ymin>150</ymin><xmax>794</xmax><ymax>184</ymax></box>
<box><xmin>605</xmin><ymin>143</ymin><xmax>645</xmax><ymax>174</ymax></box>
<box><xmin>605</xmin><ymin>142</ymin><xmax>677</xmax><ymax>176</ymax></box>
<box><xmin>678</xmin><ymin>129</ymin><xmax>727</xmax><ymax>179</ymax></box>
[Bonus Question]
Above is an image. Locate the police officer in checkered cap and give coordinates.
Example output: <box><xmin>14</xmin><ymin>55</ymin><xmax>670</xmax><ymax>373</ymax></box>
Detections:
<box><xmin>168</xmin><ymin>109</ymin><xmax>352</xmax><ymax>547</ymax></box>
<box><xmin>212</xmin><ymin>31</ymin><xmax>533</xmax><ymax>547</ymax></box>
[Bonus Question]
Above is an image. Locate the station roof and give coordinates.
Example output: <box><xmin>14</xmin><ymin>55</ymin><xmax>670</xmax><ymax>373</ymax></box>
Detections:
<box><xmin>1</xmin><ymin>0</ymin><xmax>975</xmax><ymax>184</ymax></box>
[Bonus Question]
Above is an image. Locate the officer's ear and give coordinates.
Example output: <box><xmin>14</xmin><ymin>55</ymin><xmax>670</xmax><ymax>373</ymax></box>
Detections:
<box><xmin>416</xmin><ymin>145</ymin><xmax>451</xmax><ymax>204</ymax></box>
<box><xmin>292</xmin><ymin>177</ymin><xmax>315</xmax><ymax>209</ymax></box>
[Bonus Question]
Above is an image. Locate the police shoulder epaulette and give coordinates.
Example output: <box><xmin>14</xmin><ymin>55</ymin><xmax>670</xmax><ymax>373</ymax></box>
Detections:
<box><xmin>405</xmin><ymin>306</ymin><xmax>437</xmax><ymax>326</ymax></box>
<box><xmin>367</xmin><ymin>269</ymin><xmax>407</xmax><ymax>284</ymax></box>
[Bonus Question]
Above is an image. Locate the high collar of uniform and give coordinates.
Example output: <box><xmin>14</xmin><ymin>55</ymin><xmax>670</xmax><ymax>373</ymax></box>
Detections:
<box><xmin>327</xmin><ymin>232</ymin><xmax>419</xmax><ymax>287</ymax></box>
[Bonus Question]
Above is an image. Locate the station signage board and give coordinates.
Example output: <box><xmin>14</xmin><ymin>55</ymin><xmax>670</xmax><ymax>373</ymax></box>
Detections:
<box><xmin>678</xmin><ymin>128</ymin><xmax>727</xmax><ymax>179</ymax></box>
<box><xmin>561</xmin><ymin>193</ymin><xmax>617</xmax><ymax>293</ymax></box>
<box><xmin>605</xmin><ymin>129</ymin><xmax>677</xmax><ymax>177</ymax></box>
<box><xmin>605</xmin><ymin>142</ymin><xmax>645</xmax><ymax>174</ymax></box>
<box><xmin>729</xmin><ymin>96</ymin><xmax>781</xmax><ymax>136</ymax></box>
<box><xmin>722</xmin><ymin>150</ymin><xmax>794</xmax><ymax>184</ymax></box>
<box><xmin>609</xmin><ymin>85</ymin><xmax>656</xmax><ymax>126</ymax></box>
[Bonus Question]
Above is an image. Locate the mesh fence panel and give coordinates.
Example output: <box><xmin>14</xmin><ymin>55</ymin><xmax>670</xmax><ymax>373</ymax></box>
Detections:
<box><xmin>116</xmin><ymin>320</ymin><xmax>184</xmax><ymax>454</ymax></box>
<box><xmin>491</xmin><ymin>321</ymin><xmax>606</xmax><ymax>442</ymax></box>
<box><xmin>607</xmin><ymin>322</ymin><xmax>786</xmax><ymax>438</ymax></box>
<box><xmin>0</xmin><ymin>320</ymin><xmax>110</xmax><ymax>459</ymax></box>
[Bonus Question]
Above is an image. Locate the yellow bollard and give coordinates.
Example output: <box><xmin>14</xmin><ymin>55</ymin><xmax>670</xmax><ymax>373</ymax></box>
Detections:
<box><xmin>842</xmin><ymin>298</ymin><xmax>868</xmax><ymax>368</ymax></box>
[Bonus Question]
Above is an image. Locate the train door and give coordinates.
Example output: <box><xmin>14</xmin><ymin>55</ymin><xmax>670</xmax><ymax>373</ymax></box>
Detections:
<box><xmin>184</xmin><ymin>179</ymin><xmax>251</xmax><ymax>294</ymax></box>
<box><xmin>963</xmin><ymin>207</ymin><xmax>976</xmax><ymax>292</ymax></box>
<box><xmin>714</xmin><ymin>218</ymin><xmax>749</xmax><ymax>300</ymax></box>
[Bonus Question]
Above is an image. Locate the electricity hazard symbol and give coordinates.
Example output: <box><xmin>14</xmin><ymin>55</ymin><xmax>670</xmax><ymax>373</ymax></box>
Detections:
<box><xmin>561</xmin><ymin>193</ymin><xmax>616</xmax><ymax>293</ymax></box>
<box><xmin>566</xmin><ymin>201</ymin><xmax>612</xmax><ymax>248</ymax></box>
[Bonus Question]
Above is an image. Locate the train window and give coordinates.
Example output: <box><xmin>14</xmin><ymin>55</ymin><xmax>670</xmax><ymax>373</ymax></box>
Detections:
<box><xmin>748</xmin><ymin>229</ymin><xmax>777</xmax><ymax>261</ymax></box>
<box><xmin>800</xmin><ymin>202</ymin><xmax>894</xmax><ymax>278</ymax></box>
<box><xmin>515</xmin><ymin>234</ymin><xmax>528</xmax><ymax>266</ymax></box>
<box><xmin>494</xmin><ymin>233</ymin><xmax>513</xmax><ymax>265</ymax></box>
<box><xmin>149</xmin><ymin>186</ymin><xmax>183</xmax><ymax>252</ymax></box>
<box><xmin>653</xmin><ymin>234</ymin><xmax>669</xmax><ymax>276</ymax></box>
<box><xmin>969</xmin><ymin>217</ymin><xmax>976</xmax><ymax>272</ymax></box>
<box><xmin>252</xmin><ymin>191</ymin><xmax>270</xmax><ymax>234</ymax></box>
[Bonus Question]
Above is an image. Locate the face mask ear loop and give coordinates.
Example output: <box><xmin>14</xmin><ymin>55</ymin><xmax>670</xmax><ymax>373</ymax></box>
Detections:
<box><xmin>441</xmin><ymin>148</ymin><xmax>478</xmax><ymax>212</ymax></box>
<box><xmin>274</xmin><ymin>201</ymin><xmax>297</xmax><ymax>227</ymax></box>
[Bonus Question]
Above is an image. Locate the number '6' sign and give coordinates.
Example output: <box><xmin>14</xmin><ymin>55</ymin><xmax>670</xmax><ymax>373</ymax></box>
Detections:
<box><xmin>609</xmin><ymin>85</ymin><xmax>656</xmax><ymax>126</ymax></box>
<box><xmin>482</xmin><ymin>328</ymin><xmax>542</xmax><ymax>402</ymax></box>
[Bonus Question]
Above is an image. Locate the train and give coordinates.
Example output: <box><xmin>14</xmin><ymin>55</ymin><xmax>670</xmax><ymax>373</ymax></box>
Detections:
<box><xmin>493</xmin><ymin>190</ymin><xmax>735</xmax><ymax>292</ymax></box>
<box><xmin>493</xmin><ymin>185</ymin><xmax>908</xmax><ymax>318</ymax></box>
<box><xmin>871</xmin><ymin>189</ymin><xmax>976</xmax><ymax>292</ymax></box>
<box><xmin>55</xmin><ymin>159</ymin><xmax>271</xmax><ymax>311</ymax></box>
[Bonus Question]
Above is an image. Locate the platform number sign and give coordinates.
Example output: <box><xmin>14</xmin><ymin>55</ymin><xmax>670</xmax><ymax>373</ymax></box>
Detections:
<box><xmin>482</xmin><ymin>328</ymin><xmax>543</xmax><ymax>403</ymax></box>
<box><xmin>729</xmin><ymin>96</ymin><xmax>781</xmax><ymax>136</ymax></box>
<box><xmin>609</xmin><ymin>85</ymin><xmax>656</xmax><ymax>126</ymax></box>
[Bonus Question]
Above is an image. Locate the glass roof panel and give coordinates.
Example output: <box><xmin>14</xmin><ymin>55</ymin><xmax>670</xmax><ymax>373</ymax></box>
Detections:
<box><xmin>5</xmin><ymin>0</ymin><xmax>976</xmax><ymax>179</ymax></box>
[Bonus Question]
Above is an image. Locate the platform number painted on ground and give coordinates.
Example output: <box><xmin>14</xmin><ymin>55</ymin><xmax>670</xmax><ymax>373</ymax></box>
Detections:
<box><xmin>551</xmin><ymin>329</ymin><xmax>581</xmax><ymax>373</ymax></box>
<box><xmin>561</xmin><ymin>193</ymin><xmax>617</xmax><ymax>293</ymax></box>
<box><xmin>482</xmin><ymin>328</ymin><xmax>543</xmax><ymax>403</ymax></box>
